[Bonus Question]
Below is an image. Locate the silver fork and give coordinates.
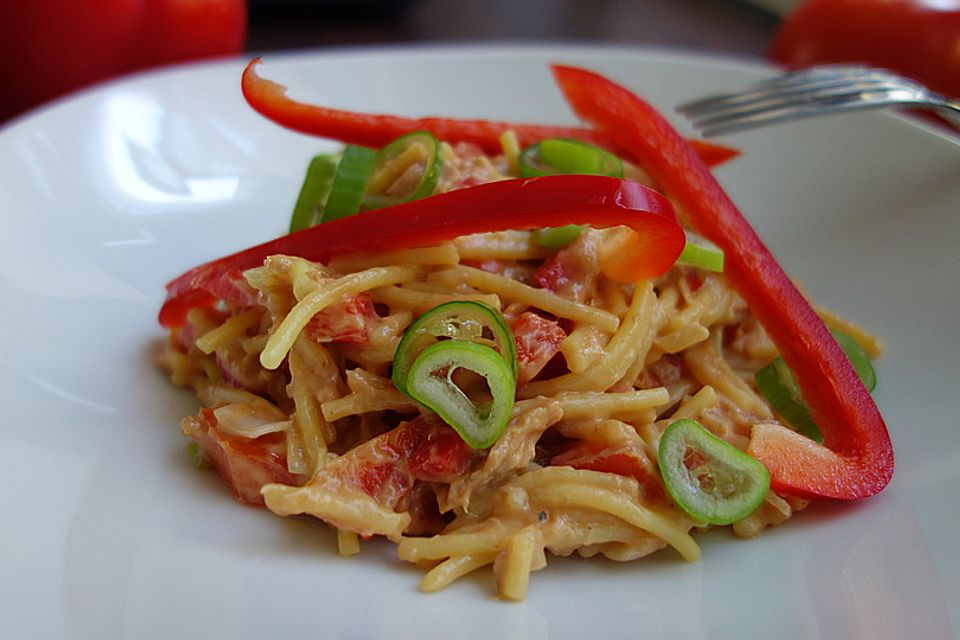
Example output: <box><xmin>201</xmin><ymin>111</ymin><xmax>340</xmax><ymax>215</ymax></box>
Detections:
<box><xmin>678</xmin><ymin>65</ymin><xmax>960</xmax><ymax>137</ymax></box>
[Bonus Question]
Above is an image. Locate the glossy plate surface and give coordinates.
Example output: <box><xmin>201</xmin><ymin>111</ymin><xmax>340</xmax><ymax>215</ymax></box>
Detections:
<box><xmin>1</xmin><ymin>45</ymin><xmax>958</xmax><ymax>639</ymax></box>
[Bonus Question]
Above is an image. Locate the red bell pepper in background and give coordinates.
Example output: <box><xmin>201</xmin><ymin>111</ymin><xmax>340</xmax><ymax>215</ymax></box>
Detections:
<box><xmin>769</xmin><ymin>0</ymin><xmax>960</xmax><ymax>100</ymax></box>
<box><xmin>240</xmin><ymin>58</ymin><xmax>739</xmax><ymax>169</ymax></box>
<box><xmin>550</xmin><ymin>64</ymin><xmax>893</xmax><ymax>500</ymax></box>
<box><xmin>0</xmin><ymin>0</ymin><xmax>246</xmax><ymax>122</ymax></box>
<box><xmin>158</xmin><ymin>175</ymin><xmax>684</xmax><ymax>328</ymax></box>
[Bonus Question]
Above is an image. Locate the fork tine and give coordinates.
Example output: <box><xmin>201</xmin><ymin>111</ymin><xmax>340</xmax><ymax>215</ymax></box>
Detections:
<box><xmin>742</xmin><ymin>65</ymin><xmax>909</xmax><ymax>92</ymax></box>
<box><xmin>692</xmin><ymin>88</ymin><xmax>925</xmax><ymax>137</ymax></box>
<box><xmin>749</xmin><ymin>65</ymin><xmax>873</xmax><ymax>87</ymax></box>
<box><xmin>677</xmin><ymin>64</ymin><xmax>956</xmax><ymax>137</ymax></box>
<box><xmin>685</xmin><ymin>80</ymin><xmax>908</xmax><ymax>126</ymax></box>
<box><xmin>679</xmin><ymin>77</ymin><xmax>899</xmax><ymax>117</ymax></box>
<box><xmin>677</xmin><ymin>68</ymin><xmax>846</xmax><ymax>108</ymax></box>
<box><xmin>678</xmin><ymin>69</ymin><xmax>906</xmax><ymax>116</ymax></box>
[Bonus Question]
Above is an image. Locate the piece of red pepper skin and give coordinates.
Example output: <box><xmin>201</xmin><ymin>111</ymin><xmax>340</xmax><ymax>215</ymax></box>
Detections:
<box><xmin>550</xmin><ymin>64</ymin><xmax>893</xmax><ymax>501</ymax></box>
<box><xmin>240</xmin><ymin>57</ymin><xmax>738</xmax><ymax>169</ymax></box>
<box><xmin>158</xmin><ymin>174</ymin><xmax>684</xmax><ymax>328</ymax></box>
<box><xmin>685</xmin><ymin>139</ymin><xmax>739</xmax><ymax>168</ymax></box>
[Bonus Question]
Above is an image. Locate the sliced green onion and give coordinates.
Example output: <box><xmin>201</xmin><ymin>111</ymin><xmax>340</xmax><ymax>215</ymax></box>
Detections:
<box><xmin>392</xmin><ymin>301</ymin><xmax>517</xmax><ymax>394</ymax></box>
<box><xmin>532</xmin><ymin>224</ymin><xmax>585</xmax><ymax>249</ymax></box>
<box><xmin>290</xmin><ymin>154</ymin><xmax>338</xmax><ymax>233</ymax></box>
<box><xmin>677</xmin><ymin>237</ymin><xmax>724</xmax><ymax>273</ymax></box>
<box><xmin>831</xmin><ymin>330</ymin><xmax>876</xmax><ymax>392</ymax></box>
<box><xmin>755</xmin><ymin>329</ymin><xmax>877</xmax><ymax>442</ymax></box>
<box><xmin>519</xmin><ymin>138</ymin><xmax>623</xmax><ymax>249</ymax></box>
<box><xmin>657</xmin><ymin>419</ymin><xmax>770</xmax><ymax>525</ymax></box>
<box><xmin>755</xmin><ymin>357</ymin><xmax>823</xmax><ymax>442</ymax></box>
<box><xmin>362</xmin><ymin>131</ymin><xmax>443</xmax><ymax>210</ymax></box>
<box><xmin>322</xmin><ymin>144</ymin><xmax>377</xmax><ymax>222</ymax></box>
<box><xmin>186</xmin><ymin>441</ymin><xmax>209</xmax><ymax>469</ymax></box>
<box><xmin>519</xmin><ymin>138</ymin><xmax>624</xmax><ymax>178</ymax></box>
<box><xmin>405</xmin><ymin>340</ymin><xmax>516</xmax><ymax>449</ymax></box>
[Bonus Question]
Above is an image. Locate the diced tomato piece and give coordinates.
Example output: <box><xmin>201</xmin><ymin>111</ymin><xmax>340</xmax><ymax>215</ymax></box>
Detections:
<box><xmin>533</xmin><ymin>257</ymin><xmax>569</xmax><ymax>293</ymax></box>
<box><xmin>328</xmin><ymin>419</ymin><xmax>420</xmax><ymax>509</ymax></box>
<box><xmin>183</xmin><ymin>408</ymin><xmax>302</xmax><ymax>506</ymax></box>
<box><xmin>551</xmin><ymin>440</ymin><xmax>664</xmax><ymax>500</ymax></box>
<box><xmin>533</xmin><ymin>236</ymin><xmax>600</xmax><ymax>302</ymax></box>
<box><xmin>355</xmin><ymin>461</ymin><xmax>412</xmax><ymax>507</ymax></box>
<box><xmin>316</xmin><ymin>416</ymin><xmax>476</xmax><ymax>512</ymax></box>
<box><xmin>511</xmin><ymin>312</ymin><xmax>567</xmax><ymax>385</ymax></box>
<box><xmin>203</xmin><ymin>269</ymin><xmax>260</xmax><ymax>307</ymax></box>
<box><xmin>407</xmin><ymin>424</ymin><xmax>474</xmax><ymax>483</ymax></box>
<box><xmin>304</xmin><ymin>293</ymin><xmax>378</xmax><ymax>344</ymax></box>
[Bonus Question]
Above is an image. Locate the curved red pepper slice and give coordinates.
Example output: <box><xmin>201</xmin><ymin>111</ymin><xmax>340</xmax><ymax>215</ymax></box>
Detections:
<box><xmin>240</xmin><ymin>58</ymin><xmax>738</xmax><ymax>168</ymax></box>
<box><xmin>158</xmin><ymin>175</ymin><xmax>683</xmax><ymax>328</ymax></box>
<box><xmin>550</xmin><ymin>64</ymin><xmax>893</xmax><ymax>500</ymax></box>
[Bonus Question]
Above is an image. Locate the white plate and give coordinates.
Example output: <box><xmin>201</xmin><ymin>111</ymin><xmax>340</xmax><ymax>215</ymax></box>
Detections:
<box><xmin>1</xmin><ymin>45</ymin><xmax>958</xmax><ymax>640</ymax></box>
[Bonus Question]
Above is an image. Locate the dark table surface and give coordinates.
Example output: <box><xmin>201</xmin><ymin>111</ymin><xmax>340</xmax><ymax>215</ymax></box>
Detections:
<box><xmin>247</xmin><ymin>0</ymin><xmax>783</xmax><ymax>60</ymax></box>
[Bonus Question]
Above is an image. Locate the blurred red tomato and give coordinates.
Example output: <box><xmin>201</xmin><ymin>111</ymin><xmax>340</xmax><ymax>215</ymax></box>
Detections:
<box><xmin>0</xmin><ymin>0</ymin><xmax>247</xmax><ymax>122</ymax></box>
<box><xmin>769</xmin><ymin>0</ymin><xmax>960</xmax><ymax>98</ymax></box>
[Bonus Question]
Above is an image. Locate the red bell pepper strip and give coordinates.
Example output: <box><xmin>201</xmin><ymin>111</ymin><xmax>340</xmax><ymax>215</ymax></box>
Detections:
<box><xmin>240</xmin><ymin>58</ymin><xmax>738</xmax><ymax>168</ymax></box>
<box><xmin>684</xmin><ymin>139</ymin><xmax>740</xmax><ymax>168</ymax></box>
<box><xmin>158</xmin><ymin>174</ymin><xmax>683</xmax><ymax>328</ymax></box>
<box><xmin>550</xmin><ymin>64</ymin><xmax>893</xmax><ymax>500</ymax></box>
